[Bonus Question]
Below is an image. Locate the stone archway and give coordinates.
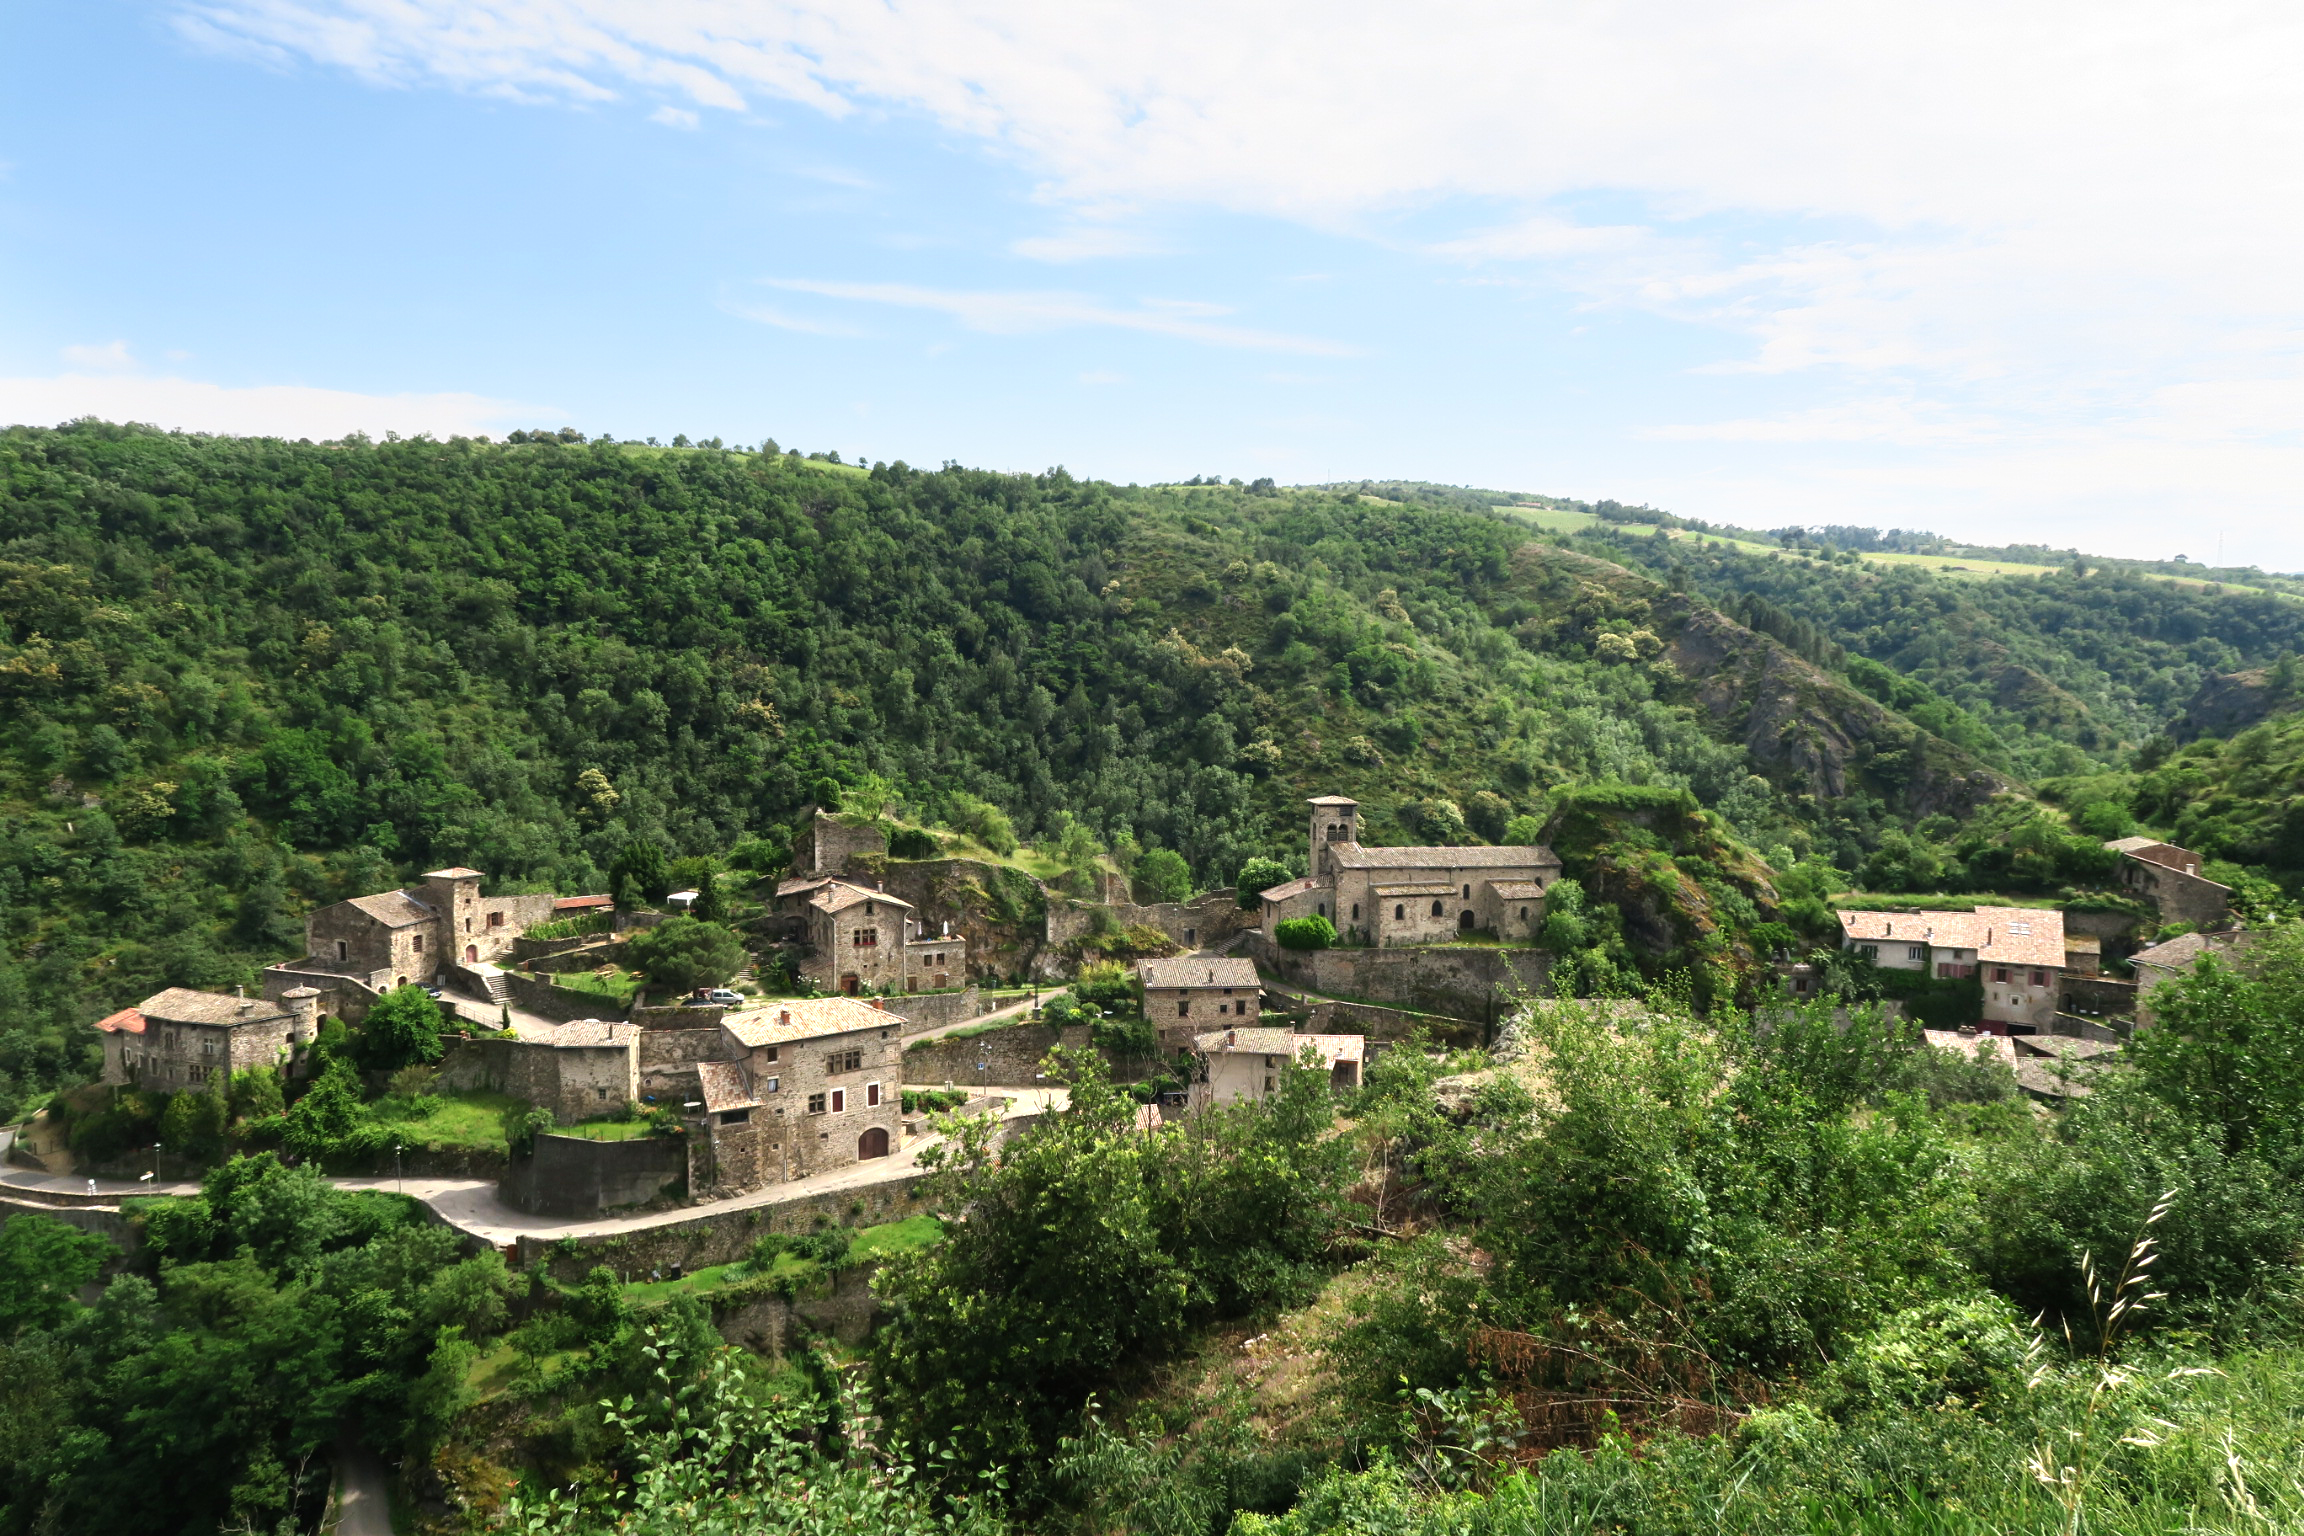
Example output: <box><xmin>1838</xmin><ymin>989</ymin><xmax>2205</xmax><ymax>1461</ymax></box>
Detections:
<box><xmin>857</xmin><ymin>1126</ymin><xmax>890</xmax><ymax>1159</ymax></box>
<box><xmin>1458</xmin><ymin>910</ymin><xmax>1476</xmax><ymax>931</ymax></box>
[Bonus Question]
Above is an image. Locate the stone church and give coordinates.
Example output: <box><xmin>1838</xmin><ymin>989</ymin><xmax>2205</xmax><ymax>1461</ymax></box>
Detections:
<box><xmin>1258</xmin><ymin>795</ymin><xmax>1562</xmax><ymax>947</ymax></box>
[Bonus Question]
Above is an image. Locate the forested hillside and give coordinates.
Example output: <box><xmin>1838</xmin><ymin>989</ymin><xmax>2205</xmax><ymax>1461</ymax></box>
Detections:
<box><xmin>3</xmin><ymin>420</ymin><xmax>2300</xmax><ymax>1116</ymax></box>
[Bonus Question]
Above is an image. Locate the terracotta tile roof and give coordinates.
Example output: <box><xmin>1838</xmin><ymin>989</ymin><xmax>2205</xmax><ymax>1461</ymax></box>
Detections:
<box><xmin>721</xmin><ymin>997</ymin><xmax>905</xmax><ymax>1048</ymax></box>
<box><xmin>1192</xmin><ymin>1028</ymin><xmax>1364</xmax><ymax>1063</ymax></box>
<box><xmin>2103</xmin><ymin>836</ymin><xmax>2168</xmax><ymax>854</ymax></box>
<box><xmin>345</xmin><ymin>890</ymin><xmax>434</xmax><ymax>927</ymax></box>
<box><xmin>554</xmin><ymin>893</ymin><xmax>614</xmax><ymax>910</ymax></box>
<box><xmin>696</xmin><ymin>1059</ymin><xmax>761</xmax><ymax>1113</ymax></box>
<box><xmin>1330</xmin><ymin>843</ymin><xmax>1561</xmax><ymax>871</ymax></box>
<box><xmin>1258</xmin><ymin>876</ymin><xmax>1325</xmax><ymax>902</ymax></box>
<box><xmin>138</xmin><ymin>988</ymin><xmax>294</xmax><ymax>1028</ymax></box>
<box><xmin>1139</xmin><ymin>957</ymin><xmax>1259</xmax><ymax>990</ymax></box>
<box><xmin>1922</xmin><ymin>1029</ymin><xmax>2016</xmax><ymax>1066</ymax></box>
<box><xmin>93</xmin><ymin>1006</ymin><xmax>145</xmax><ymax>1035</ymax></box>
<box><xmin>1838</xmin><ymin>907</ymin><xmax>2065</xmax><ymax>968</ymax></box>
<box><xmin>807</xmin><ymin>881</ymin><xmax>914</xmax><ymax>915</ymax></box>
<box><xmin>424</xmin><ymin>866</ymin><xmax>486</xmax><ymax>879</ymax></box>
<box><xmin>776</xmin><ymin>876</ymin><xmax>832</xmax><ymax>898</ymax></box>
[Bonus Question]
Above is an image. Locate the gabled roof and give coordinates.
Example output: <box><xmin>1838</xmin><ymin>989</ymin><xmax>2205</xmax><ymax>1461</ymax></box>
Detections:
<box><xmin>776</xmin><ymin>876</ymin><xmax>833</xmax><ymax>898</ymax></box>
<box><xmin>541</xmin><ymin>1020</ymin><xmax>634</xmax><ymax>1048</ymax></box>
<box><xmin>138</xmin><ymin>988</ymin><xmax>294</xmax><ymax>1028</ymax></box>
<box><xmin>2131</xmin><ymin>930</ymin><xmax>2256</xmax><ymax>971</ymax></box>
<box><xmin>1139</xmin><ymin>957</ymin><xmax>1259</xmax><ymax>990</ymax></box>
<box><xmin>1839</xmin><ymin>907</ymin><xmax>2065</xmax><ymax>968</ymax></box>
<box><xmin>1490</xmin><ymin>879</ymin><xmax>1550</xmax><ymax>899</ymax></box>
<box><xmin>808</xmin><ymin>881</ymin><xmax>914</xmax><ymax>915</ymax></box>
<box><xmin>721</xmin><ymin>997</ymin><xmax>905</xmax><ymax>1048</ymax></box>
<box><xmin>1329</xmin><ymin>843</ymin><xmax>1562</xmax><ymax>871</ymax></box>
<box><xmin>1258</xmin><ymin>876</ymin><xmax>1325</xmax><ymax>902</ymax></box>
<box><xmin>345</xmin><ymin>890</ymin><xmax>434</xmax><ymax>928</ymax></box>
<box><xmin>2104</xmin><ymin>836</ymin><xmax>2170</xmax><ymax>854</ymax></box>
<box><xmin>696</xmin><ymin>1059</ymin><xmax>761</xmax><ymax>1113</ymax></box>
<box><xmin>1192</xmin><ymin>1028</ymin><xmax>1364</xmax><ymax>1064</ymax></box>
<box><xmin>424</xmin><ymin>867</ymin><xmax>486</xmax><ymax>880</ymax></box>
<box><xmin>1307</xmin><ymin>795</ymin><xmax>1361</xmax><ymax>807</ymax></box>
<box><xmin>93</xmin><ymin>1006</ymin><xmax>145</xmax><ymax>1035</ymax></box>
<box><xmin>554</xmin><ymin>893</ymin><xmax>615</xmax><ymax>911</ymax></box>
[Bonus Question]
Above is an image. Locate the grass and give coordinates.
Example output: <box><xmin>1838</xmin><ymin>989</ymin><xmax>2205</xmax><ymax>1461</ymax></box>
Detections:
<box><xmin>849</xmin><ymin>1214</ymin><xmax>944</xmax><ymax>1260</ymax></box>
<box><xmin>546</xmin><ymin>967</ymin><xmax>642</xmax><ymax>1005</ymax></box>
<box><xmin>617</xmin><ymin>1216</ymin><xmax>946</xmax><ymax>1305</ymax></box>
<box><xmin>553</xmin><ymin>1117</ymin><xmax>657</xmax><ymax>1142</ymax></box>
<box><xmin>369</xmin><ymin>1089</ymin><xmax>526</xmax><ymax>1151</ymax></box>
<box><xmin>1831</xmin><ymin>890</ymin><xmax>2068</xmax><ymax>912</ymax></box>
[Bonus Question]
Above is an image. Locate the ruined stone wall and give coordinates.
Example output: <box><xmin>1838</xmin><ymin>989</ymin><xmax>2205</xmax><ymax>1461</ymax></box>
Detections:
<box><xmin>1247</xmin><ymin>937</ymin><xmax>1547</xmax><ymax>1024</ymax></box>
<box><xmin>437</xmin><ymin>1035</ymin><xmax>639</xmax><ymax>1123</ymax></box>
<box><xmin>638</xmin><ymin>1027</ymin><xmax>728</xmax><ymax>1100</ymax></box>
<box><xmin>1263</xmin><ymin>986</ymin><xmax>1482</xmax><ymax>1047</ymax></box>
<box><xmin>502</xmin><ymin>970</ymin><xmax>626</xmax><ymax>1023</ymax></box>
<box><xmin>863</xmin><ymin>858</ymin><xmax>1046</xmax><ymax>981</ymax></box>
<box><xmin>807</xmin><ymin>812</ymin><xmax>889</xmax><ymax>876</ymax></box>
<box><xmin>712</xmin><ymin>1262</ymin><xmax>884</xmax><ymax>1354</ymax></box>
<box><xmin>631</xmin><ymin>1004</ymin><xmax>726</xmax><ymax>1030</ymax></box>
<box><xmin>889</xmin><ymin>986</ymin><xmax>992</xmax><ymax>1036</ymax></box>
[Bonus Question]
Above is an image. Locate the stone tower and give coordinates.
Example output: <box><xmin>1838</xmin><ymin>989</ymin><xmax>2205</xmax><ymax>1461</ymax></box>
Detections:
<box><xmin>1307</xmin><ymin>795</ymin><xmax>1361</xmax><ymax>880</ymax></box>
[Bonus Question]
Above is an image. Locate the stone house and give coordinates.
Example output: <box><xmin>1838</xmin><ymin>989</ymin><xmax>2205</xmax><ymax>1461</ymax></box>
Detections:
<box><xmin>802</xmin><ymin>809</ymin><xmax>890</xmax><ymax>877</ymax></box>
<box><xmin>776</xmin><ymin>877</ymin><xmax>967</xmax><ymax>995</ymax></box>
<box><xmin>1259</xmin><ymin>795</ymin><xmax>1562</xmax><ymax>948</ymax></box>
<box><xmin>1139</xmin><ymin>956</ymin><xmax>1262</xmax><ymax>1050</ymax></box>
<box><xmin>2129</xmin><ymin>929</ymin><xmax>2258</xmax><ymax>1029</ymax></box>
<box><xmin>711</xmin><ymin>996</ymin><xmax>907</xmax><ymax>1184</ymax></box>
<box><xmin>93</xmin><ymin>986</ymin><xmax>322</xmax><ymax>1091</ymax></box>
<box><xmin>1188</xmin><ymin>1026</ymin><xmax>1364</xmax><ymax>1109</ymax></box>
<box><xmin>2104</xmin><ymin>837</ymin><xmax>2231</xmax><ymax>929</ymax></box>
<box><xmin>264</xmin><ymin>867</ymin><xmax>557</xmax><ymax>1014</ymax></box>
<box><xmin>1839</xmin><ymin>906</ymin><xmax>2068</xmax><ymax>1032</ymax></box>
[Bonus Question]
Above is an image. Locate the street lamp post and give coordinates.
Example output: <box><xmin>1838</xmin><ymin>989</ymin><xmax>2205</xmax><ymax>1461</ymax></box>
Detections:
<box><xmin>394</xmin><ymin>1141</ymin><xmax>403</xmax><ymax>1195</ymax></box>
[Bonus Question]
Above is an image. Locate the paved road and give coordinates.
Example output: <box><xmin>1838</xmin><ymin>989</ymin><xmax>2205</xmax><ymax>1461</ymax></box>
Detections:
<box><xmin>326</xmin><ymin>1442</ymin><xmax>393</xmax><ymax>1536</ymax></box>
<box><xmin>1</xmin><ymin>1088</ymin><xmax>1071</xmax><ymax>1242</ymax></box>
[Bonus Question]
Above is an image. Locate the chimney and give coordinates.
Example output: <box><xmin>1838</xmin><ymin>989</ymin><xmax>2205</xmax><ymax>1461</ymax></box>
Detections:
<box><xmin>1227</xmin><ymin>1028</ymin><xmax>1236</xmax><ymax>1046</ymax></box>
<box><xmin>778</xmin><ymin>1009</ymin><xmax>791</xmax><ymax>1026</ymax></box>
<box><xmin>234</xmin><ymin>984</ymin><xmax>245</xmax><ymax>998</ymax></box>
<box><xmin>872</xmin><ymin>997</ymin><xmax>884</xmax><ymax>1010</ymax></box>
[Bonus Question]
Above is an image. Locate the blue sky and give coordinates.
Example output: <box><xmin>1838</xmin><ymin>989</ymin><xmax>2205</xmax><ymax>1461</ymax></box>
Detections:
<box><xmin>7</xmin><ymin>1</ymin><xmax>2304</xmax><ymax>567</ymax></box>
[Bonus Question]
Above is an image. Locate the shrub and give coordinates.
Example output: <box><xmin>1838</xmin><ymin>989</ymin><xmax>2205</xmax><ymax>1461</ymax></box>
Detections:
<box><xmin>889</xmin><ymin>826</ymin><xmax>939</xmax><ymax>860</ymax></box>
<box><xmin>947</xmin><ymin>792</ymin><xmax>1018</xmax><ymax>856</ymax></box>
<box><xmin>1133</xmin><ymin>848</ymin><xmax>1192</xmax><ymax>903</ymax></box>
<box><xmin>358</xmin><ymin>985</ymin><xmax>447</xmax><ymax>1072</ymax></box>
<box><xmin>1236</xmin><ymin>856</ymin><xmax>1294</xmax><ymax>908</ymax></box>
<box><xmin>1276</xmin><ymin>915</ymin><xmax>1337</xmax><ymax>951</ymax></box>
<box><xmin>624</xmin><ymin>916</ymin><xmax>747</xmax><ymax>999</ymax></box>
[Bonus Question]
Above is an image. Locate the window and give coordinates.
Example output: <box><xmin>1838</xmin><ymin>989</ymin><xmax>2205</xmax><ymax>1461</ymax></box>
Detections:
<box><xmin>1461</xmin><ymin>884</ymin><xmax>1470</xmax><ymax>899</ymax></box>
<box><xmin>1178</xmin><ymin>999</ymin><xmax>1190</xmax><ymax>1017</ymax></box>
<box><xmin>412</xmin><ymin>934</ymin><xmax>424</xmax><ymax>952</ymax></box>
<box><xmin>866</xmin><ymin>1081</ymin><xmax>881</xmax><ymax>1107</ymax></box>
<box><xmin>1394</xmin><ymin>904</ymin><xmax>1405</xmax><ymax>920</ymax></box>
<box><xmin>854</xmin><ymin>928</ymin><xmax>879</xmax><ymax>948</ymax></box>
<box><xmin>2031</xmin><ymin>969</ymin><xmax>2047</xmax><ymax>986</ymax></box>
<box><xmin>1908</xmin><ymin>945</ymin><xmax>1924</xmax><ymax>961</ymax></box>
<box><xmin>1318</xmin><ymin>903</ymin><xmax>1327</xmax><ymax>917</ymax></box>
<box><xmin>827</xmin><ymin>1048</ymin><xmax>863</xmax><ymax>1074</ymax></box>
<box><xmin>595</xmin><ymin>1086</ymin><xmax>608</xmax><ymax>1099</ymax></box>
<box><xmin>1519</xmin><ymin>906</ymin><xmax>1528</xmax><ymax>920</ymax></box>
<box><xmin>489</xmin><ymin>911</ymin><xmax>504</xmax><ymax>928</ymax></box>
<box><xmin>719</xmin><ymin>1108</ymin><xmax>750</xmax><ymax>1124</ymax></box>
<box><xmin>1993</xmin><ymin>967</ymin><xmax>2009</xmax><ymax>983</ymax></box>
<box><xmin>1352</xmin><ymin>904</ymin><xmax>1360</xmax><ymax>919</ymax></box>
<box><xmin>1859</xmin><ymin>944</ymin><xmax>1877</xmax><ymax>959</ymax></box>
<box><xmin>336</xmin><ymin>940</ymin><xmax>348</xmax><ymax>961</ymax></box>
<box><xmin>1430</xmin><ymin>900</ymin><xmax>1443</xmax><ymax>918</ymax></box>
<box><xmin>831</xmin><ymin>1088</ymin><xmax>846</xmax><ymax>1113</ymax></box>
<box><xmin>807</xmin><ymin>1093</ymin><xmax>827</xmax><ymax>1115</ymax></box>
<box><xmin>464</xmin><ymin>917</ymin><xmax>472</xmax><ymax>932</ymax></box>
<box><xmin>764</xmin><ymin>1046</ymin><xmax>779</xmax><ymax>1063</ymax></box>
<box><xmin>764</xmin><ymin>1077</ymin><xmax>780</xmax><ymax>1094</ymax></box>
<box><xmin>1263</xmin><ymin>1076</ymin><xmax>1275</xmax><ymax>1093</ymax></box>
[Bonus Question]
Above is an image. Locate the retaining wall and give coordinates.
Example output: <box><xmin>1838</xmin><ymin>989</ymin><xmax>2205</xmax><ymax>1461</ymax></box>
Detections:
<box><xmin>902</xmin><ymin>1022</ymin><xmax>1096</xmax><ymax>1087</ymax></box>
<box><xmin>500</xmin><ymin>1132</ymin><xmax>687</xmax><ymax>1217</ymax></box>
<box><xmin>1248</xmin><ymin>937</ymin><xmax>1547</xmax><ymax>1024</ymax></box>
<box><xmin>890</xmin><ymin>986</ymin><xmax>995</xmax><ymax>1036</ymax></box>
<box><xmin>1045</xmin><ymin>890</ymin><xmax>1252</xmax><ymax>955</ymax></box>
<box><xmin>711</xmin><ymin>1262</ymin><xmax>884</xmax><ymax>1354</ymax></box>
<box><xmin>437</xmin><ymin>1033</ymin><xmax>639</xmax><ymax>1123</ymax></box>
<box><xmin>632</xmin><ymin>1004</ymin><xmax>726</xmax><ymax>1031</ymax></box>
<box><xmin>504</xmin><ymin>971</ymin><xmax>628</xmax><ymax>1023</ymax></box>
<box><xmin>1264</xmin><ymin>986</ymin><xmax>1482</xmax><ymax>1047</ymax></box>
<box><xmin>515</xmin><ymin>1171</ymin><xmax>928</xmax><ymax>1279</ymax></box>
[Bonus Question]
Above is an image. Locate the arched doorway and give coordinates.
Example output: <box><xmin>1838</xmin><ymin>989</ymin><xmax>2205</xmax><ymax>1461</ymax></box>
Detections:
<box><xmin>857</xmin><ymin>1126</ymin><xmax>890</xmax><ymax>1159</ymax></box>
<box><xmin>840</xmin><ymin>973</ymin><xmax>861</xmax><ymax>995</ymax></box>
<box><xmin>465</xmin><ymin>944</ymin><xmax>478</xmax><ymax>962</ymax></box>
<box><xmin>1459</xmin><ymin>910</ymin><xmax>1476</xmax><ymax>931</ymax></box>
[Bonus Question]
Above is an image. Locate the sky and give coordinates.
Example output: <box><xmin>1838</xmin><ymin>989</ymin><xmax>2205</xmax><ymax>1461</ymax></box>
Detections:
<box><xmin>5</xmin><ymin>2</ymin><xmax>2304</xmax><ymax>568</ymax></box>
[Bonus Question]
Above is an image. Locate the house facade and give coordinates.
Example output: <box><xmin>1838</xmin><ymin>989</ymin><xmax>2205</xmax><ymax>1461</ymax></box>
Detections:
<box><xmin>1139</xmin><ymin>956</ymin><xmax>1262</xmax><ymax>1050</ymax></box>
<box><xmin>775</xmin><ymin>877</ymin><xmax>967</xmax><ymax>994</ymax></box>
<box><xmin>1838</xmin><ymin>906</ymin><xmax>2068</xmax><ymax>1032</ymax></box>
<box><xmin>709</xmin><ymin>996</ymin><xmax>907</xmax><ymax>1185</ymax></box>
<box><xmin>1188</xmin><ymin>1026</ymin><xmax>1364</xmax><ymax>1109</ymax></box>
<box><xmin>94</xmin><ymin>986</ymin><xmax>322</xmax><ymax>1090</ymax></box>
<box><xmin>2104</xmin><ymin>837</ymin><xmax>2231</xmax><ymax>929</ymax></box>
<box><xmin>1259</xmin><ymin>795</ymin><xmax>1562</xmax><ymax>948</ymax></box>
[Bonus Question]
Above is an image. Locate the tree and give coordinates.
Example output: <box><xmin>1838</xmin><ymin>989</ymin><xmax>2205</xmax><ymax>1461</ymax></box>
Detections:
<box><xmin>1276</xmin><ymin>914</ymin><xmax>1337</xmax><ymax>951</ymax></box>
<box><xmin>1500</xmin><ymin>813</ymin><xmax>1546</xmax><ymax>846</ymax></box>
<box><xmin>813</xmin><ymin>776</ymin><xmax>843</xmax><ymax>811</ymax></box>
<box><xmin>691</xmin><ymin>871</ymin><xmax>726</xmax><ymax>923</ymax></box>
<box><xmin>625</xmin><ymin>916</ymin><xmax>747</xmax><ymax>1000</ymax></box>
<box><xmin>0</xmin><ymin>1213</ymin><xmax>113</xmax><ymax>1334</ymax></box>
<box><xmin>360</xmin><ymin>984</ymin><xmax>447</xmax><ymax>1072</ymax></box>
<box><xmin>1133</xmin><ymin>848</ymin><xmax>1192</xmax><ymax>904</ymax></box>
<box><xmin>611</xmin><ymin>838</ymin><xmax>671</xmax><ymax>909</ymax></box>
<box><xmin>1235</xmin><ymin>856</ymin><xmax>1293</xmax><ymax>909</ymax></box>
<box><xmin>948</xmin><ymin>792</ymin><xmax>1018</xmax><ymax>857</ymax></box>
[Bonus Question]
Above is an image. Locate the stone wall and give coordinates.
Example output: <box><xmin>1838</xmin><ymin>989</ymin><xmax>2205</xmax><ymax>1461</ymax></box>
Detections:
<box><xmin>500</xmin><ymin>1131</ymin><xmax>688</xmax><ymax>1216</ymax></box>
<box><xmin>807</xmin><ymin>811</ymin><xmax>890</xmax><ymax>876</ymax></box>
<box><xmin>1263</xmin><ymin>985</ymin><xmax>1482</xmax><ymax>1047</ymax></box>
<box><xmin>638</xmin><ymin>1027</ymin><xmax>729</xmax><ymax>1101</ymax></box>
<box><xmin>524</xmin><ymin>941</ymin><xmax>627</xmax><ymax>975</ymax></box>
<box><xmin>516</xmin><ymin>1171</ymin><xmax>929</xmax><ymax>1278</ymax></box>
<box><xmin>902</xmin><ymin>1022</ymin><xmax>1094</xmax><ymax>1087</ymax></box>
<box><xmin>438</xmin><ymin>1034</ymin><xmax>640</xmax><ymax>1123</ymax></box>
<box><xmin>504</xmin><ymin>970</ymin><xmax>627</xmax><ymax>1023</ymax></box>
<box><xmin>888</xmin><ymin>986</ymin><xmax>993</xmax><ymax>1036</ymax></box>
<box><xmin>2061</xmin><ymin>908</ymin><xmax>2147</xmax><ymax>943</ymax></box>
<box><xmin>632</xmin><ymin>1004</ymin><xmax>726</xmax><ymax>1031</ymax></box>
<box><xmin>855</xmin><ymin>858</ymin><xmax>1047</xmax><ymax>981</ymax></box>
<box><xmin>2061</xmin><ymin>974</ymin><xmax>2139</xmax><ymax>1019</ymax></box>
<box><xmin>712</xmin><ymin>1262</ymin><xmax>884</xmax><ymax>1354</ymax></box>
<box><xmin>1247</xmin><ymin>937</ymin><xmax>1548</xmax><ymax>1024</ymax></box>
<box><xmin>1046</xmin><ymin>890</ymin><xmax>1252</xmax><ymax>955</ymax></box>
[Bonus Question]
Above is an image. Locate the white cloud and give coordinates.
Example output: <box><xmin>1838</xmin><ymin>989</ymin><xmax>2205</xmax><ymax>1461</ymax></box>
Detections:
<box><xmin>1012</xmin><ymin>223</ymin><xmax>1168</xmax><ymax>262</ymax></box>
<box><xmin>60</xmin><ymin>341</ymin><xmax>138</xmax><ymax>370</ymax></box>
<box><xmin>648</xmin><ymin>104</ymin><xmax>699</xmax><ymax>128</ymax></box>
<box><xmin>721</xmin><ymin>299</ymin><xmax>869</xmax><ymax>337</ymax></box>
<box><xmin>762</xmin><ymin>278</ymin><xmax>1357</xmax><ymax>354</ymax></box>
<box><xmin>0</xmin><ymin>370</ymin><xmax>541</xmax><ymax>440</ymax></box>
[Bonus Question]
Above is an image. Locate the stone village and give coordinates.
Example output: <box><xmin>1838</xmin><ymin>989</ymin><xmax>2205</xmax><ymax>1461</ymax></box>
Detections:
<box><xmin>14</xmin><ymin>794</ymin><xmax>2243</xmax><ymax>1221</ymax></box>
